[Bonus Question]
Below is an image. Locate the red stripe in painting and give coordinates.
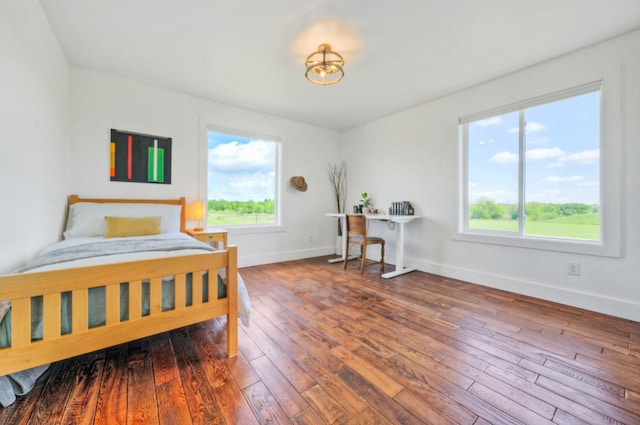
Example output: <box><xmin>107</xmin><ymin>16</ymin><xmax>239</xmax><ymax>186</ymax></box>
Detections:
<box><xmin>127</xmin><ymin>135</ymin><xmax>132</xmax><ymax>179</ymax></box>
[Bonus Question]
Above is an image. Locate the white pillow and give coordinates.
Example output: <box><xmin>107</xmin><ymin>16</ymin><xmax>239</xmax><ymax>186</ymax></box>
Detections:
<box><xmin>63</xmin><ymin>202</ymin><xmax>182</xmax><ymax>239</ymax></box>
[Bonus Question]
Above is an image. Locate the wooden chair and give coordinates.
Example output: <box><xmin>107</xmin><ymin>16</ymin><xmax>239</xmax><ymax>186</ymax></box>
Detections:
<box><xmin>343</xmin><ymin>214</ymin><xmax>385</xmax><ymax>273</ymax></box>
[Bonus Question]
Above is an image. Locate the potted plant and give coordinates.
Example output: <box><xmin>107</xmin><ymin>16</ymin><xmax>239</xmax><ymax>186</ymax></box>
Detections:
<box><xmin>360</xmin><ymin>192</ymin><xmax>373</xmax><ymax>214</ymax></box>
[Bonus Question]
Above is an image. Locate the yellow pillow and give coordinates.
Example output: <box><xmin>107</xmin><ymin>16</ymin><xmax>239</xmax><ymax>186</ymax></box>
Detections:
<box><xmin>104</xmin><ymin>216</ymin><xmax>162</xmax><ymax>238</ymax></box>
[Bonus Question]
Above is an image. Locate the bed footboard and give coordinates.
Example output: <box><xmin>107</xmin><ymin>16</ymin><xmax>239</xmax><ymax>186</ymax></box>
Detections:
<box><xmin>0</xmin><ymin>246</ymin><xmax>238</xmax><ymax>376</ymax></box>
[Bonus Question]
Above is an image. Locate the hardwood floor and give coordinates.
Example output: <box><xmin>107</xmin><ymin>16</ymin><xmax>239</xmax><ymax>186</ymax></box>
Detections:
<box><xmin>2</xmin><ymin>256</ymin><xmax>640</xmax><ymax>424</ymax></box>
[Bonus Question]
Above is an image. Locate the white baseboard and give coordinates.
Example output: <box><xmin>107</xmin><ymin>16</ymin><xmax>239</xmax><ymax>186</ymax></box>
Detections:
<box><xmin>411</xmin><ymin>257</ymin><xmax>640</xmax><ymax>323</ymax></box>
<box><xmin>238</xmin><ymin>246</ymin><xmax>335</xmax><ymax>268</ymax></box>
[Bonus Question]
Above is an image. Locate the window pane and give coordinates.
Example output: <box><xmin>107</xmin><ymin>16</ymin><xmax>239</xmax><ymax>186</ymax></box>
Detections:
<box><xmin>207</xmin><ymin>130</ymin><xmax>277</xmax><ymax>226</ymax></box>
<box><xmin>524</xmin><ymin>91</ymin><xmax>600</xmax><ymax>240</ymax></box>
<box><xmin>467</xmin><ymin>111</ymin><xmax>519</xmax><ymax>232</ymax></box>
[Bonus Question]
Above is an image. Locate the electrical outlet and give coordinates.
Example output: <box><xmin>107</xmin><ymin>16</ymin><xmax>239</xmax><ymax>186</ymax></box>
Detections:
<box><xmin>568</xmin><ymin>262</ymin><xmax>580</xmax><ymax>276</ymax></box>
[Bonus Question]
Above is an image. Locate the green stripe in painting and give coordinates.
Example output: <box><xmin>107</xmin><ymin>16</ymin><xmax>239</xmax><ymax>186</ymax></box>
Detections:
<box><xmin>148</xmin><ymin>147</ymin><xmax>165</xmax><ymax>182</ymax></box>
<box><xmin>156</xmin><ymin>149</ymin><xmax>164</xmax><ymax>182</ymax></box>
<box><xmin>147</xmin><ymin>148</ymin><xmax>155</xmax><ymax>181</ymax></box>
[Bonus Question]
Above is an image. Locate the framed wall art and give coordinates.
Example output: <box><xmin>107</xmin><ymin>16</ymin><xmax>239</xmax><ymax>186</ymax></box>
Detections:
<box><xmin>110</xmin><ymin>129</ymin><xmax>172</xmax><ymax>184</ymax></box>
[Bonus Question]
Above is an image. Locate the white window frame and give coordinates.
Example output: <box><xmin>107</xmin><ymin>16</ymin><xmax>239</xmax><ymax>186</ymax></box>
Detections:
<box><xmin>456</xmin><ymin>81</ymin><xmax>620</xmax><ymax>257</ymax></box>
<box><xmin>201</xmin><ymin>124</ymin><xmax>284</xmax><ymax>235</ymax></box>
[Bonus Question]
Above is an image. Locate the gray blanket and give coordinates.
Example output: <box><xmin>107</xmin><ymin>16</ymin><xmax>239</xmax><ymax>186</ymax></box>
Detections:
<box><xmin>16</xmin><ymin>237</ymin><xmax>215</xmax><ymax>273</ymax></box>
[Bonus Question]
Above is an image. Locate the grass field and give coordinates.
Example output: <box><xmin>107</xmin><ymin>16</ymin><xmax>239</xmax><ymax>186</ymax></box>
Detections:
<box><xmin>206</xmin><ymin>211</ymin><xmax>275</xmax><ymax>226</ymax></box>
<box><xmin>469</xmin><ymin>212</ymin><xmax>600</xmax><ymax>240</ymax></box>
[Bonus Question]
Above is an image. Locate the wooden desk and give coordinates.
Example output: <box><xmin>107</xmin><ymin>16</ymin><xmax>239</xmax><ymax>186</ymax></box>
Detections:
<box><xmin>326</xmin><ymin>213</ymin><xmax>421</xmax><ymax>278</ymax></box>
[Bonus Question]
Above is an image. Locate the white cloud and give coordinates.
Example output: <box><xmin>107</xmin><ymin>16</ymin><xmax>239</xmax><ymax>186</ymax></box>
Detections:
<box><xmin>508</xmin><ymin>121</ymin><xmax>546</xmax><ymax>134</ymax></box>
<box><xmin>565</xmin><ymin>149</ymin><xmax>599</xmax><ymax>165</ymax></box>
<box><xmin>478</xmin><ymin>139</ymin><xmax>496</xmax><ymax>145</ymax></box>
<box><xmin>208</xmin><ymin>140</ymin><xmax>275</xmax><ymax>173</ymax></box>
<box><xmin>526</xmin><ymin>147</ymin><xmax>564</xmax><ymax>161</ymax></box>
<box><xmin>490</xmin><ymin>151</ymin><xmax>518</xmax><ymax>164</ymax></box>
<box><xmin>545</xmin><ymin>175</ymin><xmax>585</xmax><ymax>182</ymax></box>
<box><xmin>526</xmin><ymin>121</ymin><xmax>546</xmax><ymax>134</ymax></box>
<box><xmin>208</xmin><ymin>139</ymin><xmax>276</xmax><ymax>201</ymax></box>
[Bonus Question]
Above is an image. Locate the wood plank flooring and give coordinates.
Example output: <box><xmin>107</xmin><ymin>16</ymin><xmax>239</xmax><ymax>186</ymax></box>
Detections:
<box><xmin>2</xmin><ymin>256</ymin><xmax>640</xmax><ymax>424</ymax></box>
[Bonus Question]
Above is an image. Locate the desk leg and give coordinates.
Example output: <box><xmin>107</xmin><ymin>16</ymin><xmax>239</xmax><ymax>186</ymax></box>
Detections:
<box><xmin>328</xmin><ymin>216</ymin><xmax>358</xmax><ymax>263</ymax></box>
<box><xmin>381</xmin><ymin>220</ymin><xmax>416</xmax><ymax>279</ymax></box>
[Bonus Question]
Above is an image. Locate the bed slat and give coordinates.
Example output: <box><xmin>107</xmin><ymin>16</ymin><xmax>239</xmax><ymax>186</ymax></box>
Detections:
<box><xmin>11</xmin><ymin>298</ymin><xmax>31</xmax><ymax>348</ymax></box>
<box><xmin>192</xmin><ymin>272</ymin><xmax>203</xmax><ymax>306</ymax></box>
<box><xmin>105</xmin><ymin>284</ymin><xmax>120</xmax><ymax>325</ymax></box>
<box><xmin>72</xmin><ymin>289</ymin><xmax>89</xmax><ymax>333</ymax></box>
<box><xmin>150</xmin><ymin>277</ymin><xmax>162</xmax><ymax>315</ymax></box>
<box><xmin>175</xmin><ymin>274</ymin><xmax>186</xmax><ymax>309</ymax></box>
<box><xmin>129</xmin><ymin>280</ymin><xmax>142</xmax><ymax>320</ymax></box>
<box><xmin>43</xmin><ymin>293</ymin><xmax>61</xmax><ymax>340</ymax></box>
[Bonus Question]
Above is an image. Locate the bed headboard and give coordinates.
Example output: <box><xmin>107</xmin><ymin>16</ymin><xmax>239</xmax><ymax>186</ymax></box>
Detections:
<box><xmin>68</xmin><ymin>194</ymin><xmax>187</xmax><ymax>233</ymax></box>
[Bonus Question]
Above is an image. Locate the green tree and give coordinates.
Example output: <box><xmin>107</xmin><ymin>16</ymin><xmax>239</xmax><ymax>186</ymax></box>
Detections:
<box><xmin>470</xmin><ymin>198</ymin><xmax>506</xmax><ymax>220</ymax></box>
<box><xmin>207</xmin><ymin>199</ymin><xmax>275</xmax><ymax>215</ymax></box>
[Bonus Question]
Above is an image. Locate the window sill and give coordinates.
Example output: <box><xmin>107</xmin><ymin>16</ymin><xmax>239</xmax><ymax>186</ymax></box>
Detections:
<box><xmin>453</xmin><ymin>231</ymin><xmax>620</xmax><ymax>258</ymax></box>
<box><xmin>224</xmin><ymin>223</ymin><xmax>285</xmax><ymax>236</ymax></box>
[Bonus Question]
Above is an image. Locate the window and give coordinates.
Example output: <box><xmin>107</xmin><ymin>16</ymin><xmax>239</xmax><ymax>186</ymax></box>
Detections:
<box><xmin>206</xmin><ymin>129</ymin><xmax>280</xmax><ymax>228</ymax></box>
<box><xmin>459</xmin><ymin>82</ymin><xmax>602</xmax><ymax>248</ymax></box>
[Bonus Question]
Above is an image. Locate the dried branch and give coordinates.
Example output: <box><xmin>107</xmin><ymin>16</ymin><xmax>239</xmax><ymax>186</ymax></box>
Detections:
<box><xmin>328</xmin><ymin>161</ymin><xmax>347</xmax><ymax>236</ymax></box>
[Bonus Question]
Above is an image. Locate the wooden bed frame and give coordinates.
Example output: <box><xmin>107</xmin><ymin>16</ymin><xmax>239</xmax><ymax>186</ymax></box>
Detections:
<box><xmin>0</xmin><ymin>195</ymin><xmax>238</xmax><ymax>377</ymax></box>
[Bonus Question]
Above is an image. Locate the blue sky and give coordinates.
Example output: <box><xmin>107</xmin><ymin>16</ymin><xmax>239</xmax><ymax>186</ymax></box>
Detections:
<box><xmin>208</xmin><ymin>92</ymin><xmax>600</xmax><ymax>205</ymax></box>
<box><xmin>207</xmin><ymin>131</ymin><xmax>276</xmax><ymax>201</ymax></box>
<box><xmin>467</xmin><ymin>91</ymin><xmax>600</xmax><ymax>205</ymax></box>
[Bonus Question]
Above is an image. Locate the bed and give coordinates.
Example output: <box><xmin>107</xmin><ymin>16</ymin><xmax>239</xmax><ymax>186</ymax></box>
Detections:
<box><xmin>0</xmin><ymin>195</ymin><xmax>250</xmax><ymax>407</ymax></box>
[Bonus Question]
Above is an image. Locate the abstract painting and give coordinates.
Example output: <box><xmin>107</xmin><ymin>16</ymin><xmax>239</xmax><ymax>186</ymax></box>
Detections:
<box><xmin>110</xmin><ymin>129</ymin><xmax>172</xmax><ymax>184</ymax></box>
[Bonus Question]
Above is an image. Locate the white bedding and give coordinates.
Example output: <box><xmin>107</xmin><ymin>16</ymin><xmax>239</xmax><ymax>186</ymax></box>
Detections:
<box><xmin>34</xmin><ymin>232</ymin><xmax>214</xmax><ymax>270</ymax></box>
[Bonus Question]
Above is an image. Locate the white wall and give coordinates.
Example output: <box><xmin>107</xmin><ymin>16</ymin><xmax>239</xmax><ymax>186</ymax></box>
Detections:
<box><xmin>69</xmin><ymin>68</ymin><xmax>341</xmax><ymax>267</ymax></box>
<box><xmin>4</xmin><ymin>0</ymin><xmax>638</xmax><ymax>323</ymax></box>
<box><xmin>341</xmin><ymin>30</ymin><xmax>640</xmax><ymax>321</ymax></box>
<box><xmin>0</xmin><ymin>0</ymin><xmax>69</xmax><ymax>273</ymax></box>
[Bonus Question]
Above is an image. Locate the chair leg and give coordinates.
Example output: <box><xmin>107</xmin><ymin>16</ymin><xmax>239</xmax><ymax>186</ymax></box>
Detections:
<box><xmin>344</xmin><ymin>239</ymin><xmax>353</xmax><ymax>270</ymax></box>
<box><xmin>360</xmin><ymin>244</ymin><xmax>366</xmax><ymax>273</ymax></box>
<box><xmin>343</xmin><ymin>244</ymin><xmax>348</xmax><ymax>270</ymax></box>
<box><xmin>380</xmin><ymin>242</ymin><xmax>385</xmax><ymax>272</ymax></box>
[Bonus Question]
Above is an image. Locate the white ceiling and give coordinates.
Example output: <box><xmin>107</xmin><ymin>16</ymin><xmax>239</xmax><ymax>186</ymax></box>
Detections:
<box><xmin>38</xmin><ymin>0</ymin><xmax>640</xmax><ymax>131</ymax></box>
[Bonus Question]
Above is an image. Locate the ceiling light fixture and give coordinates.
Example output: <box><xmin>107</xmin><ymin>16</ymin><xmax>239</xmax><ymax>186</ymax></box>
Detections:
<box><xmin>305</xmin><ymin>44</ymin><xmax>344</xmax><ymax>86</ymax></box>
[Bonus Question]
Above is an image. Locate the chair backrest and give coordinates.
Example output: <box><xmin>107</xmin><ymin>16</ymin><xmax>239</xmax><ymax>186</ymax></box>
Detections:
<box><xmin>346</xmin><ymin>214</ymin><xmax>367</xmax><ymax>237</ymax></box>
